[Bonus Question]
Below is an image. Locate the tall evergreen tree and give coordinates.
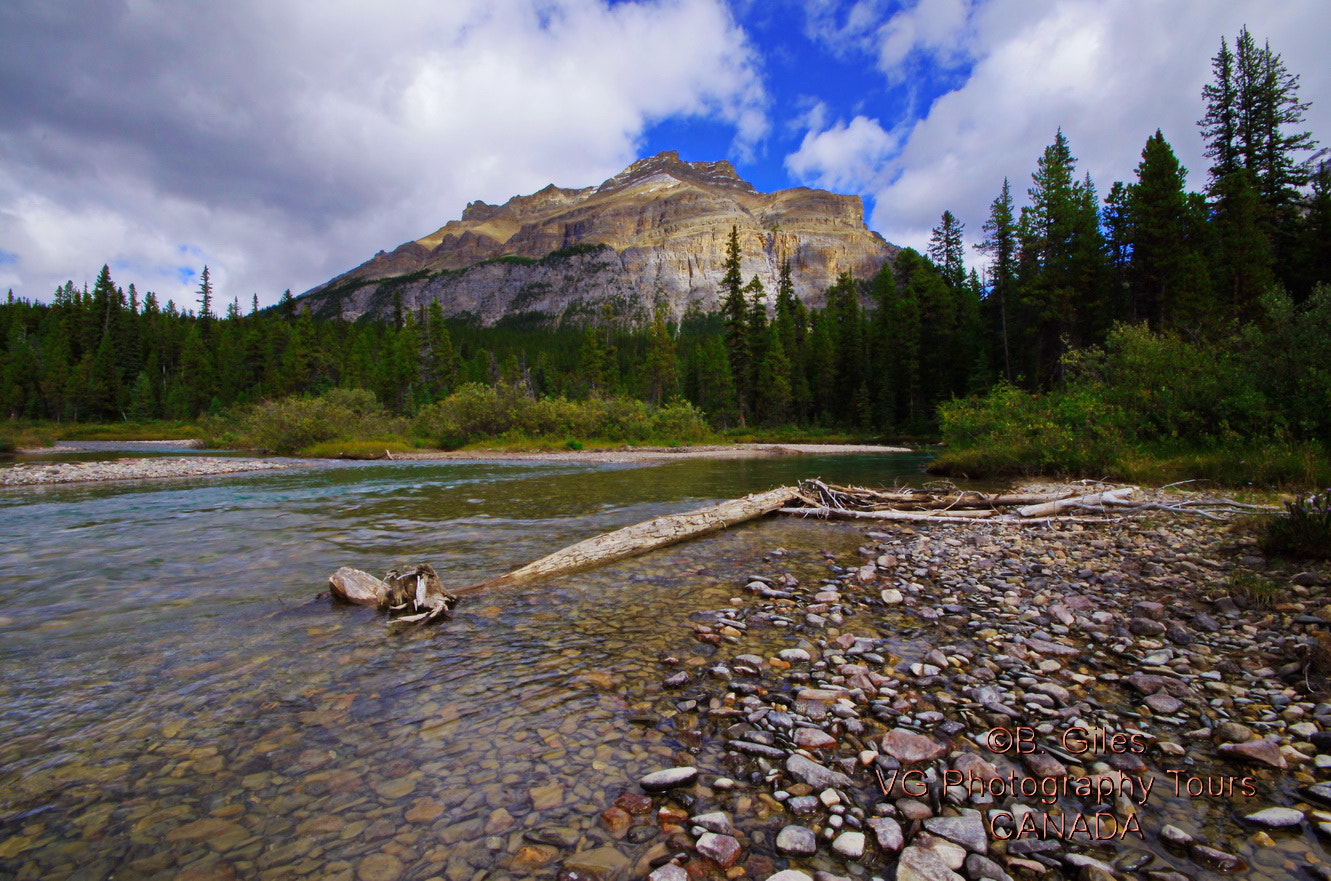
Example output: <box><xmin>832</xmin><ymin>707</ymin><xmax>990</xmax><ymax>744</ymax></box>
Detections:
<box><xmin>976</xmin><ymin>179</ymin><xmax>1017</xmax><ymax>381</ymax></box>
<box><xmin>927</xmin><ymin>210</ymin><xmax>966</xmax><ymax>289</ymax></box>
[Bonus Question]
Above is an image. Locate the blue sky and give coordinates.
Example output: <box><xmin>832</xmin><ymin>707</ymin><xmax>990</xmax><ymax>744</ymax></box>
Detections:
<box><xmin>1</xmin><ymin>0</ymin><xmax>1327</xmax><ymax>307</ymax></box>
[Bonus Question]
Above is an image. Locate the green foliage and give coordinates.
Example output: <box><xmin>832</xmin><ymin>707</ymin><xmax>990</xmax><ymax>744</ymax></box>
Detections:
<box><xmin>0</xmin><ymin>436</ymin><xmax>15</xmax><ymax>457</ymax></box>
<box><xmin>205</xmin><ymin>388</ymin><xmax>405</xmax><ymax>454</ymax></box>
<box><xmin>411</xmin><ymin>383</ymin><xmax>711</xmax><ymax>449</ymax></box>
<box><xmin>1263</xmin><ymin>489</ymin><xmax>1331</xmax><ymax>559</ymax></box>
<box><xmin>938</xmin><ymin>318</ymin><xmax>1331</xmax><ymax>486</ymax></box>
<box><xmin>1227</xmin><ymin>571</ymin><xmax>1283</xmax><ymax>608</ymax></box>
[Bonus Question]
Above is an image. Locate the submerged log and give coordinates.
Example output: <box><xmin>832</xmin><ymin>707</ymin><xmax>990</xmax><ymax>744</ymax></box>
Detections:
<box><xmin>451</xmin><ymin>485</ymin><xmax>803</xmax><ymax>596</ymax></box>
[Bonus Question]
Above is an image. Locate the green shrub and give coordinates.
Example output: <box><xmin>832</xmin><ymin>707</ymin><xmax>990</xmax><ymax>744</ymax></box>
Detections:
<box><xmin>411</xmin><ymin>384</ymin><xmax>714</xmax><ymax>448</ymax></box>
<box><xmin>0</xmin><ymin>436</ymin><xmax>16</xmax><ymax>457</ymax></box>
<box><xmin>206</xmin><ymin>388</ymin><xmax>405</xmax><ymax>454</ymax></box>
<box><xmin>1263</xmin><ymin>489</ymin><xmax>1331</xmax><ymax>559</ymax></box>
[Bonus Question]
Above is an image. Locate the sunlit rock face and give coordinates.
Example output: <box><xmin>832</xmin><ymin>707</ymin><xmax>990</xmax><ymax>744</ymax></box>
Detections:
<box><xmin>297</xmin><ymin>151</ymin><xmax>897</xmax><ymax>325</ymax></box>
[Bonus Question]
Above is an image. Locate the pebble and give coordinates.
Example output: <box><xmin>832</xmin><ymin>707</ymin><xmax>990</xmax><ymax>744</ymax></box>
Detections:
<box><xmin>639</xmin><ymin>767</ymin><xmax>698</xmax><ymax>792</ymax></box>
<box><xmin>776</xmin><ymin>825</ymin><xmax>818</xmax><ymax>856</ymax></box>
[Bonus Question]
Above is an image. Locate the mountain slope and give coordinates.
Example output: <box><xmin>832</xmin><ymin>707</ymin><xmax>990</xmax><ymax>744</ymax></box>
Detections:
<box><xmin>297</xmin><ymin>151</ymin><xmax>896</xmax><ymax>324</ymax></box>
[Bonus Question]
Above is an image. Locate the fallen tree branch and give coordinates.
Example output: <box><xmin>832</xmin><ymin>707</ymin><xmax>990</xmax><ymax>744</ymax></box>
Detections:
<box><xmin>450</xmin><ymin>485</ymin><xmax>804</xmax><ymax>596</ymax></box>
<box><xmin>1017</xmin><ymin>487</ymin><xmax>1136</xmax><ymax>517</ymax></box>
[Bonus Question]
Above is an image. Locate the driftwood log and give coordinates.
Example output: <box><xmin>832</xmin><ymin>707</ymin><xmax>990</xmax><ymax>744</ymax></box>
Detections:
<box><xmin>450</xmin><ymin>485</ymin><xmax>804</xmax><ymax>596</ymax></box>
<box><xmin>329</xmin><ymin>562</ymin><xmax>457</xmax><ymax>624</ymax></box>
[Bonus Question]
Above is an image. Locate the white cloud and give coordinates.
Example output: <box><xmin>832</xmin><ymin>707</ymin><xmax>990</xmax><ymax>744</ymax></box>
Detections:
<box><xmin>876</xmin><ymin>0</ymin><xmax>974</xmax><ymax>78</ymax></box>
<box><xmin>785</xmin><ymin>115</ymin><xmax>899</xmax><ymax>192</ymax></box>
<box><xmin>0</xmin><ymin>0</ymin><xmax>767</xmax><ymax>304</ymax></box>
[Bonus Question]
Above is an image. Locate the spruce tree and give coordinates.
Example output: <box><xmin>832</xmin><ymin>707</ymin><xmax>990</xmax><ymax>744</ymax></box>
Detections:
<box><xmin>927</xmin><ymin>210</ymin><xmax>966</xmax><ymax>289</ymax></box>
<box><xmin>976</xmin><ymin>179</ymin><xmax>1017</xmax><ymax>381</ymax></box>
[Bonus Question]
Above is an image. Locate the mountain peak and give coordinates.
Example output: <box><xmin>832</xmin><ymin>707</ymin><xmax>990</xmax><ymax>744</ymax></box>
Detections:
<box><xmin>299</xmin><ymin>152</ymin><xmax>895</xmax><ymax>325</ymax></box>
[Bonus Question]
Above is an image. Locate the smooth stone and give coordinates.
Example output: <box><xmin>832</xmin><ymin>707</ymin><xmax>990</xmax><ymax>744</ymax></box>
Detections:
<box><xmin>867</xmin><ymin>816</ymin><xmax>904</xmax><ymax>852</ymax></box>
<box><xmin>922</xmin><ymin>812</ymin><xmax>987</xmax><ymax>852</ymax></box>
<box><xmin>881</xmin><ymin>728</ymin><xmax>947</xmax><ymax>764</ymax></box>
<box><xmin>776</xmin><ymin>825</ymin><xmax>818</xmax><ymax>856</ymax></box>
<box><xmin>1159</xmin><ymin>824</ymin><xmax>1196</xmax><ymax>847</ymax></box>
<box><xmin>639</xmin><ymin>767</ymin><xmax>699</xmax><ymax>792</ymax></box>
<box><xmin>1145</xmin><ymin>693</ymin><xmax>1184</xmax><ymax>714</ymax></box>
<box><xmin>785</xmin><ymin>754</ymin><xmax>855</xmax><ymax>790</ymax></box>
<box><xmin>696</xmin><ymin>832</ymin><xmax>741</xmax><ymax>868</ymax></box>
<box><xmin>512</xmin><ymin>845</ymin><xmax>560</xmax><ymax>871</ymax></box>
<box><xmin>896</xmin><ymin>844</ymin><xmax>966</xmax><ymax>881</ymax></box>
<box><xmin>1244</xmin><ymin>807</ymin><xmax>1304</xmax><ymax>827</ymax></box>
<box><xmin>832</xmin><ymin>830</ymin><xmax>866</xmax><ymax>859</ymax></box>
<box><xmin>794</xmin><ymin>728</ymin><xmax>837</xmax><ymax>750</ymax></box>
<box><xmin>691</xmin><ymin>812</ymin><xmax>733</xmax><ymax>835</ymax></box>
<box><xmin>1218</xmin><ymin>739</ymin><xmax>1288</xmax><ymax>769</ymax></box>
<box><xmin>964</xmin><ymin>853</ymin><xmax>1014</xmax><ymax>881</ymax></box>
<box><xmin>765</xmin><ymin>873</ymin><xmax>814</xmax><ymax>881</ymax></box>
<box><xmin>647</xmin><ymin>863</ymin><xmax>688</xmax><ymax>881</ymax></box>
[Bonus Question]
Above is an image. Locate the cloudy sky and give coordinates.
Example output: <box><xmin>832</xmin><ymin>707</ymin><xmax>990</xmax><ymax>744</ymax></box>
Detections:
<box><xmin>1</xmin><ymin>0</ymin><xmax>1326</xmax><ymax>308</ymax></box>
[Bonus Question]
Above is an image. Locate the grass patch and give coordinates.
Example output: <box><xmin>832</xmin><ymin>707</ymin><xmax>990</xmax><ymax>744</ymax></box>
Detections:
<box><xmin>1228</xmin><ymin>571</ymin><xmax>1283</xmax><ymax>609</ymax></box>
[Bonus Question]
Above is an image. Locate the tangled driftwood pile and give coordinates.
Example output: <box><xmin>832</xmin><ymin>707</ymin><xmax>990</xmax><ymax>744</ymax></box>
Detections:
<box><xmin>328</xmin><ymin>563</ymin><xmax>457</xmax><ymax>624</ymax></box>
<box><xmin>328</xmin><ymin>479</ymin><xmax>1276</xmax><ymax>625</ymax></box>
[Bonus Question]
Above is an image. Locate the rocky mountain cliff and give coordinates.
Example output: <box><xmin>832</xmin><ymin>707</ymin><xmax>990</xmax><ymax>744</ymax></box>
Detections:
<box><xmin>296</xmin><ymin>151</ymin><xmax>897</xmax><ymax>325</ymax></box>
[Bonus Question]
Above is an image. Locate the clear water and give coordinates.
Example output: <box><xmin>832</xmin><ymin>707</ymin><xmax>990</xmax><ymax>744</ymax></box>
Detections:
<box><xmin>0</xmin><ymin>453</ymin><xmax>928</xmax><ymax>880</ymax></box>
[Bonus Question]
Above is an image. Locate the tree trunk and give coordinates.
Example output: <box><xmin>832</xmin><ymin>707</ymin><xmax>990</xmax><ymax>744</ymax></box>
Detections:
<box><xmin>452</xmin><ymin>485</ymin><xmax>803</xmax><ymax>596</ymax></box>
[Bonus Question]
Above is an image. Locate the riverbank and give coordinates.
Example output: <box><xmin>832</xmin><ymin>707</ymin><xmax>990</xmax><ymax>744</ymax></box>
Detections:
<box><xmin>621</xmin><ymin>483</ymin><xmax>1331</xmax><ymax>881</ymax></box>
<box><xmin>0</xmin><ymin>456</ymin><xmax>291</xmax><ymax>487</ymax></box>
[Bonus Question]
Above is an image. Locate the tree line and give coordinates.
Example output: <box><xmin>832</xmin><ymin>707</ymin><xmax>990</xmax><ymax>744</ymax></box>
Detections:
<box><xmin>1</xmin><ymin>27</ymin><xmax>1325</xmax><ymax>439</ymax></box>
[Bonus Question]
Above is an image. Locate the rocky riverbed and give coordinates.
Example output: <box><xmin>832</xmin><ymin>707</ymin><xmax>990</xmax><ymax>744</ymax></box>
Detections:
<box><xmin>619</xmin><ymin>488</ymin><xmax>1331</xmax><ymax>881</ymax></box>
<box><xmin>0</xmin><ymin>456</ymin><xmax>290</xmax><ymax>486</ymax></box>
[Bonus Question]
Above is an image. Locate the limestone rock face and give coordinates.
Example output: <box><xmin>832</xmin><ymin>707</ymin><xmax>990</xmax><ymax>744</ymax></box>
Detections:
<box><xmin>297</xmin><ymin>151</ymin><xmax>897</xmax><ymax>324</ymax></box>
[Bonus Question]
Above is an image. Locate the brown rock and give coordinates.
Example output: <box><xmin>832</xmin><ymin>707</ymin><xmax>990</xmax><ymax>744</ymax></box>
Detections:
<box><xmin>512</xmin><ymin>845</ymin><xmax>560</xmax><ymax>871</ymax></box>
<box><xmin>599</xmin><ymin>806</ymin><xmax>632</xmax><ymax>839</ymax></box>
<box><xmin>1218</xmin><ymin>739</ymin><xmax>1288</xmax><ymax>769</ymax></box>
<box><xmin>881</xmin><ymin>728</ymin><xmax>948</xmax><ymax>764</ymax></box>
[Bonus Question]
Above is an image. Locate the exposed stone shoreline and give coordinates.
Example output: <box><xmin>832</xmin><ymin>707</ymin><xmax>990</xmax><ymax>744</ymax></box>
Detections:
<box><xmin>615</xmin><ymin>487</ymin><xmax>1331</xmax><ymax>881</ymax></box>
<box><xmin>0</xmin><ymin>456</ymin><xmax>291</xmax><ymax>487</ymax></box>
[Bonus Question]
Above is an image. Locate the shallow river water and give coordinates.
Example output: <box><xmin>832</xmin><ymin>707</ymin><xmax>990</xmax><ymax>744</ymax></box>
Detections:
<box><xmin>0</xmin><ymin>453</ymin><xmax>931</xmax><ymax>880</ymax></box>
<box><xmin>2</xmin><ymin>451</ymin><xmax>1326</xmax><ymax>881</ymax></box>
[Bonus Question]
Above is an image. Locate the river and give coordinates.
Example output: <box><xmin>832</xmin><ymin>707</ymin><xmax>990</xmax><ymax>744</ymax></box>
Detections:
<box><xmin>0</xmin><ymin>451</ymin><xmax>931</xmax><ymax>880</ymax></box>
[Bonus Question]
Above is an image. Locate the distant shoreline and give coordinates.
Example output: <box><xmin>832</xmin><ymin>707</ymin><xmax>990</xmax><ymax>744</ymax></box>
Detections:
<box><xmin>2</xmin><ymin>443</ymin><xmax>915</xmax><ymax>487</ymax></box>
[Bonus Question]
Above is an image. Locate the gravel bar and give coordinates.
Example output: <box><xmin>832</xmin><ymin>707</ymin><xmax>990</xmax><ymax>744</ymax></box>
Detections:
<box><xmin>0</xmin><ymin>456</ymin><xmax>291</xmax><ymax>487</ymax></box>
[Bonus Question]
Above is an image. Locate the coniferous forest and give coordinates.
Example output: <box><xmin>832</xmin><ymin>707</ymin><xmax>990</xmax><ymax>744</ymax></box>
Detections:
<box><xmin>1</xmin><ymin>28</ymin><xmax>1328</xmax><ymax>479</ymax></box>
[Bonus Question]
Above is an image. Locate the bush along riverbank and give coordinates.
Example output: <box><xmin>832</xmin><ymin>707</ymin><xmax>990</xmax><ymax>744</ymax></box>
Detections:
<box><xmin>617</xmin><ymin>486</ymin><xmax>1331</xmax><ymax>881</ymax></box>
<box><xmin>196</xmin><ymin>385</ymin><xmax>716</xmax><ymax>457</ymax></box>
<box><xmin>933</xmin><ymin>290</ymin><xmax>1331</xmax><ymax>489</ymax></box>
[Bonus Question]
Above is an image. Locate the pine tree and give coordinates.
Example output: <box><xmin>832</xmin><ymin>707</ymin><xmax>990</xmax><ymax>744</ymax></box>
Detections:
<box><xmin>197</xmin><ymin>266</ymin><xmax>214</xmax><ymax>320</ymax></box>
<box><xmin>927</xmin><ymin>210</ymin><xmax>966</xmax><ymax>289</ymax></box>
<box><xmin>1127</xmin><ymin>130</ymin><xmax>1209</xmax><ymax>329</ymax></box>
<box><xmin>719</xmin><ymin>226</ymin><xmax>749</xmax><ymax>424</ymax></box>
<box><xmin>976</xmin><ymin>179</ymin><xmax>1017</xmax><ymax>381</ymax></box>
<box><xmin>642</xmin><ymin>302</ymin><xmax>679</xmax><ymax>405</ymax></box>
